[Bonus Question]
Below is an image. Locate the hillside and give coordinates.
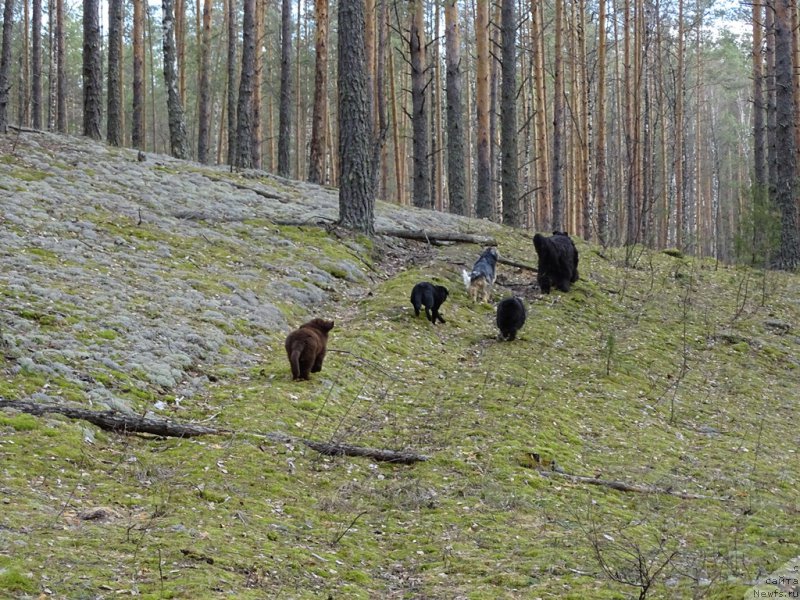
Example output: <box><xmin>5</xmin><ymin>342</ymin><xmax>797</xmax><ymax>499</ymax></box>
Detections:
<box><xmin>1</xmin><ymin>132</ymin><xmax>798</xmax><ymax>599</ymax></box>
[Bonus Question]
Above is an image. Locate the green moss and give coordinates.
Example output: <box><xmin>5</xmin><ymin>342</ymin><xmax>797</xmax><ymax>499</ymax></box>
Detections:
<box><xmin>0</xmin><ymin>413</ymin><xmax>40</xmax><ymax>431</ymax></box>
<box><xmin>0</xmin><ymin>569</ymin><xmax>37</xmax><ymax>594</ymax></box>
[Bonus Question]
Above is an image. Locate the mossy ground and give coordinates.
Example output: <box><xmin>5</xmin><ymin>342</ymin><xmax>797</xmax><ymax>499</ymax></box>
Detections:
<box><xmin>2</xmin><ymin>215</ymin><xmax>799</xmax><ymax>599</ymax></box>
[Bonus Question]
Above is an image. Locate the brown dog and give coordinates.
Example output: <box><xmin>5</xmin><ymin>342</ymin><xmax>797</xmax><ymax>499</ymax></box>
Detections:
<box><xmin>284</xmin><ymin>318</ymin><xmax>335</xmax><ymax>381</ymax></box>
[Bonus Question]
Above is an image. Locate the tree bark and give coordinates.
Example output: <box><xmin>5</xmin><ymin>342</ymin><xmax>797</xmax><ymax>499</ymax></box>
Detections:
<box><xmin>162</xmin><ymin>0</ymin><xmax>189</xmax><ymax>158</ymax></box>
<box><xmin>226</xmin><ymin>0</ymin><xmax>237</xmax><ymax>165</ymax></box>
<box><xmin>308</xmin><ymin>0</ymin><xmax>329</xmax><ymax>184</ymax></box>
<box><xmin>32</xmin><ymin>0</ymin><xmax>42</xmax><ymax>129</ymax></box>
<box><xmin>278</xmin><ymin>0</ymin><xmax>293</xmax><ymax>177</ymax></box>
<box><xmin>106</xmin><ymin>0</ymin><xmax>123</xmax><ymax>145</ymax></box>
<box><xmin>772</xmin><ymin>0</ymin><xmax>800</xmax><ymax>269</ymax></box>
<box><xmin>337</xmin><ymin>0</ymin><xmax>374</xmax><ymax>234</ymax></box>
<box><xmin>410</xmin><ymin>0</ymin><xmax>431</xmax><ymax>209</ymax></box>
<box><xmin>196</xmin><ymin>0</ymin><xmax>212</xmax><ymax>162</ymax></box>
<box><xmin>235</xmin><ymin>0</ymin><xmax>256</xmax><ymax>168</ymax></box>
<box><xmin>132</xmin><ymin>0</ymin><xmax>145</xmax><ymax>148</ymax></box>
<box><xmin>0</xmin><ymin>0</ymin><xmax>14</xmax><ymax>133</ymax></box>
<box><xmin>444</xmin><ymin>0</ymin><xmax>466</xmax><ymax>216</ymax></box>
<box><xmin>0</xmin><ymin>400</ymin><xmax>224</xmax><ymax>438</ymax></box>
<box><xmin>595</xmin><ymin>0</ymin><xmax>608</xmax><ymax>244</ymax></box>
<box><xmin>500</xmin><ymin>0</ymin><xmax>520</xmax><ymax>227</ymax></box>
<box><xmin>551</xmin><ymin>0</ymin><xmax>565</xmax><ymax>231</ymax></box>
<box><xmin>475</xmin><ymin>0</ymin><xmax>491</xmax><ymax>219</ymax></box>
<box><xmin>82</xmin><ymin>0</ymin><xmax>102</xmax><ymax>140</ymax></box>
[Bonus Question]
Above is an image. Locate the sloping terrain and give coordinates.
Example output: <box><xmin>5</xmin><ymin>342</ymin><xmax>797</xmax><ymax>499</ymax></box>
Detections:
<box><xmin>1</xmin><ymin>132</ymin><xmax>798</xmax><ymax>599</ymax></box>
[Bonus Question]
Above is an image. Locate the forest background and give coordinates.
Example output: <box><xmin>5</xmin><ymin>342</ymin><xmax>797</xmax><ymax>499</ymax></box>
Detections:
<box><xmin>0</xmin><ymin>0</ymin><xmax>798</xmax><ymax>267</ymax></box>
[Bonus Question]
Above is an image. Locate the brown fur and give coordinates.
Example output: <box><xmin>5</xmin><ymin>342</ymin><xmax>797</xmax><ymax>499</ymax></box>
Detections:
<box><xmin>284</xmin><ymin>318</ymin><xmax>335</xmax><ymax>381</ymax></box>
<box><xmin>468</xmin><ymin>278</ymin><xmax>491</xmax><ymax>303</ymax></box>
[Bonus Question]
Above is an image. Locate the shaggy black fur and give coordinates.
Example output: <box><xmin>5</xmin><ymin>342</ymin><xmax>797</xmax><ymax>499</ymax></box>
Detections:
<box><xmin>284</xmin><ymin>318</ymin><xmax>335</xmax><ymax>380</ymax></box>
<box><xmin>496</xmin><ymin>297</ymin><xmax>526</xmax><ymax>341</ymax></box>
<box><xmin>533</xmin><ymin>231</ymin><xmax>579</xmax><ymax>294</ymax></box>
<box><xmin>410</xmin><ymin>282</ymin><xmax>449</xmax><ymax>324</ymax></box>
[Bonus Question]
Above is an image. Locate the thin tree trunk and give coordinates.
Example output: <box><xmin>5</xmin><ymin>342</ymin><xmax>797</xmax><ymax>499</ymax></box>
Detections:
<box><xmin>551</xmin><ymin>0</ymin><xmax>565</xmax><ymax>231</ymax></box>
<box><xmin>309</xmin><ymin>0</ymin><xmax>329</xmax><ymax>183</ymax></box>
<box><xmin>0</xmin><ymin>0</ymin><xmax>13</xmax><ymax>133</ymax></box>
<box><xmin>595</xmin><ymin>0</ymin><xmax>608</xmax><ymax>244</ymax></box>
<box><xmin>410</xmin><ymin>0</ymin><xmax>430</xmax><ymax>209</ymax></box>
<box><xmin>445</xmin><ymin>0</ymin><xmax>466</xmax><ymax>216</ymax></box>
<box><xmin>226</xmin><ymin>0</ymin><xmax>237</xmax><ymax>164</ymax></box>
<box><xmin>235</xmin><ymin>0</ymin><xmax>256</xmax><ymax>168</ymax></box>
<box><xmin>32</xmin><ymin>0</ymin><xmax>41</xmax><ymax>129</ymax></box>
<box><xmin>132</xmin><ymin>0</ymin><xmax>145</xmax><ymax>148</ymax></box>
<box><xmin>500</xmin><ymin>0</ymin><xmax>519</xmax><ymax>226</ymax></box>
<box><xmin>106</xmin><ymin>0</ymin><xmax>123</xmax><ymax>145</ymax></box>
<box><xmin>19</xmin><ymin>0</ymin><xmax>29</xmax><ymax>126</ymax></box>
<box><xmin>388</xmin><ymin>35</ymin><xmax>403</xmax><ymax>204</ymax></box>
<box><xmin>197</xmin><ymin>0</ymin><xmax>212</xmax><ymax>162</ymax></box>
<box><xmin>56</xmin><ymin>0</ymin><xmax>66</xmax><ymax>132</ymax></box>
<box><xmin>162</xmin><ymin>0</ymin><xmax>189</xmax><ymax>158</ymax></box>
<box><xmin>251</xmin><ymin>0</ymin><xmax>264</xmax><ymax>168</ymax></box>
<box><xmin>475</xmin><ymin>0</ymin><xmax>491</xmax><ymax>219</ymax></box>
<box><xmin>531</xmin><ymin>0</ymin><xmax>549</xmax><ymax>230</ymax></box>
<box><xmin>278</xmin><ymin>0</ymin><xmax>293</xmax><ymax>177</ymax></box>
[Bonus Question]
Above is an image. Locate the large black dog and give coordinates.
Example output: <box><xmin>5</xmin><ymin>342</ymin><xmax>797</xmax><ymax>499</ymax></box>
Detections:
<box><xmin>462</xmin><ymin>247</ymin><xmax>499</xmax><ymax>302</ymax></box>
<box><xmin>533</xmin><ymin>231</ymin><xmax>579</xmax><ymax>294</ymax></box>
<box><xmin>410</xmin><ymin>282</ymin><xmax>449</xmax><ymax>324</ymax></box>
<box><xmin>496</xmin><ymin>297</ymin><xmax>526</xmax><ymax>341</ymax></box>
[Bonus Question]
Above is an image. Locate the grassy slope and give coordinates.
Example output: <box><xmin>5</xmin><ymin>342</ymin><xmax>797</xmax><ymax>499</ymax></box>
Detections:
<box><xmin>2</xmin><ymin>174</ymin><xmax>799</xmax><ymax>599</ymax></box>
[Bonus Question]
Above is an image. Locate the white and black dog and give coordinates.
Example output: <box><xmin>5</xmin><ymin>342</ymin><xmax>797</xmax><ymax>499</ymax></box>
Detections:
<box><xmin>462</xmin><ymin>247</ymin><xmax>499</xmax><ymax>302</ymax></box>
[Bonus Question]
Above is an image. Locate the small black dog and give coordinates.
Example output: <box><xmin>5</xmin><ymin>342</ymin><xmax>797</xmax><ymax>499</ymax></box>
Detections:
<box><xmin>462</xmin><ymin>246</ymin><xmax>499</xmax><ymax>302</ymax></box>
<box><xmin>410</xmin><ymin>282</ymin><xmax>449</xmax><ymax>324</ymax></box>
<box><xmin>533</xmin><ymin>231</ymin><xmax>579</xmax><ymax>294</ymax></box>
<box><xmin>496</xmin><ymin>297</ymin><xmax>526</xmax><ymax>341</ymax></box>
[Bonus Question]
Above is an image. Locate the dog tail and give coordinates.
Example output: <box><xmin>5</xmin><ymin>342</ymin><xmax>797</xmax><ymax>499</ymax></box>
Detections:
<box><xmin>462</xmin><ymin>269</ymin><xmax>472</xmax><ymax>290</ymax></box>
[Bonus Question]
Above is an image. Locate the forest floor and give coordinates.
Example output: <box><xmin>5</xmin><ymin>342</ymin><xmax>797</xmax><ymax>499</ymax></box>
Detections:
<box><xmin>1</xmin><ymin>131</ymin><xmax>799</xmax><ymax>599</ymax></box>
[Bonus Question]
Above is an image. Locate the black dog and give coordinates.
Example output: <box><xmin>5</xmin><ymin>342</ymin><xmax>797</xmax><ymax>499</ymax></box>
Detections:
<box><xmin>462</xmin><ymin>246</ymin><xmax>499</xmax><ymax>302</ymax></box>
<box><xmin>533</xmin><ymin>231</ymin><xmax>579</xmax><ymax>294</ymax></box>
<box><xmin>410</xmin><ymin>282</ymin><xmax>449</xmax><ymax>324</ymax></box>
<box><xmin>496</xmin><ymin>297</ymin><xmax>526</xmax><ymax>341</ymax></box>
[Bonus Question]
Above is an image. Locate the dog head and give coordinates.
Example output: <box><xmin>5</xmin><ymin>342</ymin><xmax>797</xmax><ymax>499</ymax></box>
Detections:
<box><xmin>304</xmin><ymin>318</ymin><xmax>335</xmax><ymax>334</ymax></box>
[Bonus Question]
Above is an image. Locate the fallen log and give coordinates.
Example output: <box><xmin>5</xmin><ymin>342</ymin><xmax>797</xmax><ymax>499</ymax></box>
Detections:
<box><xmin>204</xmin><ymin>175</ymin><xmax>288</xmax><ymax>202</ymax></box>
<box><xmin>376</xmin><ymin>228</ymin><xmax>497</xmax><ymax>246</ymax></box>
<box><xmin>497</xmin><ymin>256</ymin><xmax>538</xmax><ymax>272</ymax></box>
<box><xmin>266</xmin><ymin>431</ymin><xmax>428</xmax><ymax>464</ymax></box>
<box><xmin>0</xmin><ymin>399</ymin><xmax>225</xmax><ymax>438</ymax></box>
<box><xmin>537</xmin><ymin>469</ymin><xmax>722</xmax><ymax>501</ymax></box>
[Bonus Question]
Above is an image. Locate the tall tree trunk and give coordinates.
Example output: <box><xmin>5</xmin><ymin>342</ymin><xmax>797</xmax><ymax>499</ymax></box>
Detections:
<box><xmin>106</xmin><ymin>0</ymin><xmax>123</xmax><ymax>145</ymax></box>
<box><xmin>226</xmin><ymin>0</ymin><xmax>237</xmax><ymax>164</ymax></box>
<box><xmin>0</xmin><ymin>0</ymin><xmax>13</xmax><ymax>133</ymax></box>
<box><xmin>235</xmin><ymin>0</ymin><xmax>256</xmax><ymax>168</ymax></box>
<box><xmin>197</xmin><ymin>0</ymin><xmax>212</xmax><ymax>162</ymax></box>
<box><xmin>673</xmin><ymin>0</ymin><xmax>685</xmax><ymax>247</ymax></box>
<box><xmin>531</xmin><ymin>0</ymin><xmax>549</xmax><ymax>230</ymax></box>
<box><xmin>772</xmin><ymin>0</ymin><xmax>800</xmax><ymax>269</ymax></box>
<box><xmin>595</xmin><ymin>0</ymin><xmax>608</xmax><ymax>244</ymax></box>
<box><xmin>32</xmin><ymin>0</ymin><xmax>41</xmax><ymax>129</ymax></box>
<box><xmin>132</xmin><ymin>0</ymin><xmax>145</xmax><ymax>148</ymax></box>
<box><xmin>47</xmin><ymin>0</ymin><xmax>55</xmax><ymax>130</ymax></box>
<box><xmin>82</xmin><ymin>0</ymin><xmax>102</xmax><ymax>139</ymax></box>
<box><xmin>388</xmin><ymin>34</ymin><xmax>404</xmax><ymax>204</ymax></box>
<box><xmin>551</xmin><ymin>0</ymin><xmax>564</xmax><ymax>231</ymax></box>
<box><xmin>56</xmin><ymin>0</ymin><xmax>65</xmax><ymax>132</ymax></box>
<box><xmin>752</xmin><ymin>0</ymin><xmax>766</xmax><ymax>187</ymax></box>
<box><xmin>475</xmin><ymin>0</ymin><xmax>491</xmax><ymax>219</ymax></box>
<box><xmin>162</xmin><ymin>0</ymin><xmax>189</xmax><ymax>158</ymax></box>
<box><xmin>410</xmin><ymin>0</ymin><xmax>430</xmax><ymax>209</ymax></box>
<box><xmin>309</xmin><ymin>0</ymin><xmax>329</xmax><ymax>183</ymax></box>
<box><xmin>294</xmin><ymin>0</ymin><xmax>302</xmax><ymax>178</ymax></box>
<box><xmin>19</xmin><ymin>0</ymin><xmax>29</xmax><ymax>126</ymax></box>
<box><xmin>445</xmin><ymin>0</ymin><xmax>466</xmax><ymax>216</ymax></box>
<box><xmin>251</xmin><ymin>0</ymin><xmax>264</xmax><ymax>168</ymax></box>
<box><xmin>278</xmin><ymin>0</ymin><xmax>293</xmax><ymax>177</ymax></box>
<box><xmin>500</xmin><ymin>0</ymin><xmax>519</xmax><ymax>226</ymax></box>
<box><xmin>175</xmin><ymin>0</ymin><xmax>185</xmax><ymax>105</ymax></box>
<box><xmin>338</xmin><ymin>0</ymin><xmax>374</xmax><ymax>234</ymax></box>
<box><xmin>432</xmin><ymin>0</ymin><xmax>444</xmax><ymax>211</ymax></box>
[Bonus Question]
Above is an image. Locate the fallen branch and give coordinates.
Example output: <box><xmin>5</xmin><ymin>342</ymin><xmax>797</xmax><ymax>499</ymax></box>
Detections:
<box><xmin>537</xmin><ymin>469</ymin><xmax>722</xmax><ymax>501</ymax></box>
<box><xmin>376</xmin><ymin>228</ymin><xmax>497</xmax><ymax>246</ymax></box>
<box><xmin>266</xmin><ymin>431</ymin><xmax>428</xmax><ymax>464</ymax></box>
<box><xmin>497</xmin><ymin>256</ymin><xmax>538</xmax><ymax>272</ymax></box>
<box><xmin>204</xmin><ymin>175</ymin><xmax>289</xmax><ymax>202</ymax></box>
<box><xmin>0</xmin><ymin>399</ymin><xmax>225</xmax><ymax>438</ymax></box>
